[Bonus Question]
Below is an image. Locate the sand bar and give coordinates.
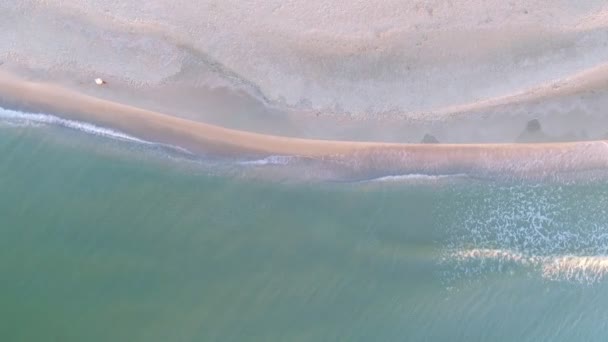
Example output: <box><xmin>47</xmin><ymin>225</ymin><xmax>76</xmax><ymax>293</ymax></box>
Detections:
<box><xmin>0</xmin><ymin>70</ymin><xmax>606</xmax><ymax>177</ymax></box>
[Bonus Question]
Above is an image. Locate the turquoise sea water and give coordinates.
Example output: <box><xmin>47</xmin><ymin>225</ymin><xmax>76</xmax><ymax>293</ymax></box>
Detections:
<box><xmin>2</xmin><ymin>108</ymin><xmax>608</xmax><ymax>341</ymax></box>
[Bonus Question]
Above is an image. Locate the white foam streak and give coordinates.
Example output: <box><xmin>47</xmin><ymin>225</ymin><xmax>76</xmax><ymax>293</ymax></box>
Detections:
<box><xmin>238</xmin><ymin>155</ymin><xmax>295</xmax><ymax>166</ymax></box>
<box><xmin>0</xmin><ymin>106</ymin><xmax>195</xmax><ymax>156</ymax></box>
<box><xmin>542</xmin><ymin>256</ymin><xmax>608</xmax><ymax>283</ymax></box>
<box><xmin>370</xmin><ymin>173</ymin><xmax>468</xmax><ymax>182</ymax></box>
<box><xmin>0</xmin><ymin>107</ymin><xmax>147</xmax><ymax>143</ymax></box>
<box><xmin>450</xmin><ymin>248</ymin><xmax>608</xmax><ymax>284</ymax></box>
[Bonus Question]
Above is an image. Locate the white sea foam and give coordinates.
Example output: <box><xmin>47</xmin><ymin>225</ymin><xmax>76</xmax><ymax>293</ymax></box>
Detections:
<box><xmin>369</xmin><ymin>173</ymin><xmax>468</xmax><ymax>182</ymax></box>
<box><xmin>0</xmin><ymin>106</ymin><xmax>193</xmax><ymax>155</ymax></box>
<box><xmin>541</xmin><ymin>255</ymin><xmax>608</xmax><ymax>283</ymax></box>
<box><xmin>441</xmin><ymin>183</ymin><xmax>608</xmax><ymax>285</ymax></box>
<box><xmin>0</xmin><ymin>119</ymin><xmax>43</xmax><ymax>128</ymax></box>
<box><xmin>238</xmin><ymin>155</ymin><xmax>296</xmax><ymax>166</ymax></box>
<box><xmin>448</xmin><ymin>248</ymin><xmax>608</xmax><ymax>284</ymax></box>
<box><xmin>0</xmin><ymin>107</ymin><xmax>147</xmax><ymax>143</ymax></box>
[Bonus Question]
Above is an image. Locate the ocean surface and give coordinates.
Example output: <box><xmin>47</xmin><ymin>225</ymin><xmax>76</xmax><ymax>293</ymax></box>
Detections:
<box><xmin>2</xmin><ymin>107</ymin><xmax>608</xmax><ymax>341</ymax></box>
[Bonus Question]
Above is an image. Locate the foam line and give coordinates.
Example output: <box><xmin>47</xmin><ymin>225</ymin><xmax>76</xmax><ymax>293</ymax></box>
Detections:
<box><xmin>0</xmin><ymin>106</ymin><xmax>193</xmax><ymax>156</ymax></box>
<box><xmin>0</xmin><ymin>106</ymin><xmax>147</xmax><ymax>143</ymax></box>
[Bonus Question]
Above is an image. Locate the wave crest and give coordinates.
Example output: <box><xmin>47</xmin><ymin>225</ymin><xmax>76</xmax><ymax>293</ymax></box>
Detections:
<box><xmin>442</xmin><ymin>183</ymin><xmax>608</xmax><ymax>285</ymax></box>
<box><xmin>0</xmin><ymin>106</ymin><xmax>147</xmax><ymax>143</ymax></box>
<box><xmin>542</xmin><ymin>255</ymin><xmax>608</xmax><ymax>283</ymax></box>
<box><xmin>0</xmin><ymin>106</ymin><xmax>194</xmax><ymax>157</ymax></box>
<box><xmin>447</xmin><ymin>248</ymin><xmax>608</xmax><ymax>284</ymax></box>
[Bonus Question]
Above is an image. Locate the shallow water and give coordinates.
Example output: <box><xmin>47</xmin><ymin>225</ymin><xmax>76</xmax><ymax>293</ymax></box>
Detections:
<box><xmin>2</xmin><ymin>113</ymin><xmax>608</xmax><ymax>341</ymax></box>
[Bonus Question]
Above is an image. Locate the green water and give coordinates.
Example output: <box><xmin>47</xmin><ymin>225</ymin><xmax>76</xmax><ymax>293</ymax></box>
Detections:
<box><xmin>2</xmin><ymin>120</ymin><xmax>608</xmax><ymax>341</ymax></box>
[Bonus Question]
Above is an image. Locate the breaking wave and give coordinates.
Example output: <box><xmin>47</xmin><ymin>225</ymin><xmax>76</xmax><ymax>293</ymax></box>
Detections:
<box><xmin>441</xmin><ymin>183</ymin><xmax>608</xmax><ymax>285</ymax></box>
<box><xmin>447</xmin><ymin>249</ymin><xmax>608</xmax><ymax>284</ymax></box>
<box><xmin>0</xmin><ymin>106</ymin><xmax>192</xmax><ymax>155</ymax></box>
<box><xmin>0</xmin><ymin>106</ymin><xmax>147</xmax><ymax>143</ymax></box>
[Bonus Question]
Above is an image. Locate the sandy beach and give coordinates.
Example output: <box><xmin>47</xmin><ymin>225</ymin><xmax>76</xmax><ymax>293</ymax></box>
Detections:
<box><xmin>5</xmin><ymin>3</ymin><xmax>608</xmax><ymax>340</ymax></box>
<box><xmin>0</xmin><ymin>70</ymin><xmax>607</xmax><ymax>179</ymax></box>
<box><xmin>1</xmin><ymin>1</ymin><xmax>608</xmax><ymax>177</ymax></box>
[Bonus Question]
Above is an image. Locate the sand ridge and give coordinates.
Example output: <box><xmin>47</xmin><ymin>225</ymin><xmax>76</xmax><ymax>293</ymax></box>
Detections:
<box><xmin>0</xmin><ymin>70</ymin><xmax>607</xmax><ymax>178</ymax></box>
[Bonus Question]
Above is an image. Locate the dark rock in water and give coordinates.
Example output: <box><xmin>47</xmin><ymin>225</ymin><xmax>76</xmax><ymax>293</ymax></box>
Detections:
<box><xmin>421</xmin><ymin>134</ymin><xmax>439</xmax><ymax>144</ymax></box>
<box><xmin>526</xmin><ymin>119</ymin><xmax>541</xmax><ymax>132</ymax></box>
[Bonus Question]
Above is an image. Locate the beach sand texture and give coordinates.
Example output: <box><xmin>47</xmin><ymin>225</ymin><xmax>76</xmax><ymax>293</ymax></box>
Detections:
<box><xmin>1</xmin><ymin>71</ymin><xmax>606</xmax><ymax>179</ymax></box>
<box><xmin>1</xmin><ymin>1</ymin><xmax>608</xmax><ymax>176</ymax></box>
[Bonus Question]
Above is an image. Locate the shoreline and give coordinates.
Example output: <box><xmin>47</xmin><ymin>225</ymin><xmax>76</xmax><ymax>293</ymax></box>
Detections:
<box><xmin>1</xmin><ymin>70</ymin><xmax>607</xmax><ymax>177</ymax></box>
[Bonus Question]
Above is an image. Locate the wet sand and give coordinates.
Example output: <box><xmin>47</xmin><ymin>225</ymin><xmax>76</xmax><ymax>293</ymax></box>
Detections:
<box><xmin>1</xmin><ymin>70</ymin><xmax>607</xmax><ymax>179</ymax></box>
